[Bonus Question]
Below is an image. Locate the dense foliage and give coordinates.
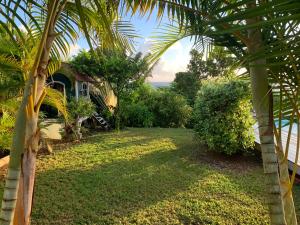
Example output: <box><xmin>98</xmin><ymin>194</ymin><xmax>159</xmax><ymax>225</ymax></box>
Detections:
<box><xmin>193</xmin><ymin>78</ymin><xmax>254</xmax><ymax>155</ymax></box>
<box><xmin>70</xmin><ymin>50</ymin><xmax>151</xmax><ymax>130</ymax></box>
<box><xmin>172</xmin><ymin>72</ymin><xmax>201</xmax><ymax>106</ymax></box>
<box><xmin>188</xmin><ymin>48</ymin><xmax>235</xmax><ymax>79</ymax></box>
<box><xmin>0</xmin><ymin>111</ymin><xmax>14</xmax><ymax>151</ymax></box>
<box><xmin>172</xmin><ymin>47</ymin><xmax>235</xmax><ymax>106</ymax></box>
<box><xmin>68</xmin><ymin>97</ymin><xmax>96</xmax><ymax>121</ymax></box>
<box><xmin>121</xmin><ymin>84</ymin><xmax>192</xmax><ymax>128</ymax></box>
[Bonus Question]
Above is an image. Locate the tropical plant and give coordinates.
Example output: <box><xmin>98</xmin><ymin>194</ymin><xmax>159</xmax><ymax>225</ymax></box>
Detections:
<box><xmin>150</xmin><ymin>89</ymin><xmax>192</xmax><ymax>128</ymax></box>
<box><xmin>124</xmin><ymin>1</ymin><xmax>300</xmax><ymax>223</ymax></box>
<box><xmin>0</xmin><ymin>33</ymin><xmax>68</xmax><ymax>151</ymax></box>
<box><xmin>121</xmin><ymin>84</ymin><xmax>192</xmax><ymax>128</ymax></box>
<box><xmin>0</xmin><ymin>111</ymin><xmax>15</xmax><ymax>151</ymax></box>
<box><xmin>68</xmin><ymin>96</ymin><xmax>96</xmax><ymax>138</ymax></box>
<box><xmin>101</xmin><ymin>51</ymin><xmax>152</xmax><ymax>130</ymax></box>
<box><xmin>71</xmin><ymin>50</ymin><xmax>152</xmax><ymax>130</ymax></box>
<box><xmin>194</xmin><ymin>78</ymin><xmax>254</xmax><ymax>155</ymax></box>
<box><xmin>0</xmin><ymin>0</ymin><xmax>136</xmax><ymax>224</ymax></box>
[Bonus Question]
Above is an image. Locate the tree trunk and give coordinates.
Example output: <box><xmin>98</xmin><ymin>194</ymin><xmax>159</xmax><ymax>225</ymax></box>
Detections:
<box><xmin>247</xmin><ymin>25</ymin><xmax>287</xmax><ymax>225</ymax></box>
<box><xmin>10</xmin><ymin>1</ymin><xmax>61</xmax><ymax>224</ymax></box>
<box><xmin>0</xmin><ymin>0</ymin><xmax>60</xmax><ymax>222</ymax></box>
<box><xmin>0</xmin><ymin>81</ymin><xmax>31</xmax><ymax>224</ymax></box>
<box><xmin>13</xmin><ymin>31</ymin><xmax>57</xmax><ymax>224</ymax></box>
<box><xmin>246</xmin><ymin>2</ymin><xmax>286</xmax><ymax>223</ymax></box>
<box><xmin>249</xmin><ymin>57</ymin><xmax>286</xmax><ymax>225</ymax></box>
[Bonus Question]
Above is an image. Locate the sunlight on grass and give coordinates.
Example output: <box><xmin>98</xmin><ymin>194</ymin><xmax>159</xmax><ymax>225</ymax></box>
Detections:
<box><xmin>4</xmin><ymin>128</ymin><xmax>299</xmax><ymax>224</ymax></box>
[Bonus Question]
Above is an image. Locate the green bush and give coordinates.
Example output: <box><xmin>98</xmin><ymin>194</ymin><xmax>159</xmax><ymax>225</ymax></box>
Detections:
<box><xmin>121</xmin><ymin>102</ymin><xmax>153</xmax><ymax>127</ymax></box>
<box><xmin>193</xmin><ymin>78</ymin><xmax>254</xmax><ymax>155</ymax></box>
<box><xmin>68</xmin><ymin>97</ymin><xmax>96</xmax><ymax>120</ymax></box>
<box><xmin>150</xmin><ymin>89</ymin><xmax>192</xmax><ymax>128</ymax></box>
<box><xmin>120</xmin><ymin>84</ymin><xmax>192</xmax><ymax>128</ymax></box>
<box><xmin>0</xmin><ymin>111</ymin><xmax>14</xmax><ymax>151</ymax></box>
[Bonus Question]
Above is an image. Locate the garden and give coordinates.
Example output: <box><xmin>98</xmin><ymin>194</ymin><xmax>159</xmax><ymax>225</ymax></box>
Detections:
<box><xmin>0</xmin><ymin>1</ymin><xmax>299</xmax><ymax>225</ymax></box>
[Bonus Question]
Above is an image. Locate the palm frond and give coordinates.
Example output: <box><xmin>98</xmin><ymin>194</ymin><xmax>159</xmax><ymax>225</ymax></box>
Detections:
<box><xmin>43</xmin><ymin>87</ymin><xmax>69</xmax><ymax>121</ymax></box>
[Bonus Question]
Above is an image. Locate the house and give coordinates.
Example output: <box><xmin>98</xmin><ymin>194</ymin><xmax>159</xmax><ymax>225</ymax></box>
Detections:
<box><xmin>43</xmin><ymin>62</ymin><xmax>117</xmax><ymax>130</ymax></box>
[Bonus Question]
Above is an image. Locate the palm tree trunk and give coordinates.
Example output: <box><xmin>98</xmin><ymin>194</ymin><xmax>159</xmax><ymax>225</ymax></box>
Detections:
<box><xmin>246</xmin><ymin>2</ymin><xmax>286</xmax><ymax>223</ymax></box>
<box><xmin>0</xmin><ymin>81</ymin><xmax>31</xmax><ymax>224</ymax></box>
<box><xmin>0</xmin><ymin>1</ymin><xmax>61</xmax><ymax>224</ymax></box>
<box><xmin>247</xmin><ymin>23</ymin><xmax>286</xmax><ymax>225</ymax></box>
<box><xmin>13</xmin><ymin>27</ymin><xmax>58</xmax><ymax>225</ymax></box>
<box><xmin>249</xmin><ymin>57</ymin><xmax>286</xmax><ymax>225</ymax></box>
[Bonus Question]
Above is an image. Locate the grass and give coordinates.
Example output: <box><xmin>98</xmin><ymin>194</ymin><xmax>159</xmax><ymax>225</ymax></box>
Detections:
<box><xmin>1</xmin><ymin>128</ymin><xmax>300</xmax><ymax>224</ymax></box>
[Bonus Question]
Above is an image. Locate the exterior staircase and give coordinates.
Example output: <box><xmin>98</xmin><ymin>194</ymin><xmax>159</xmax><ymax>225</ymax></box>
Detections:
<box><xmin>93</xmin><ymin>112</ymin><xmax>109</xmax><ymax>130</ymax></box>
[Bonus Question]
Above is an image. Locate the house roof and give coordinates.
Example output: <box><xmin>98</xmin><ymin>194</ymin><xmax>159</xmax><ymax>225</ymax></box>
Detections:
<box><xmin>57</xmin><ymin>62</ymin><xmax>97</xmax><ymax>83</ymax></box>
<box><xmin>74</xmin><ymin>72</ymin><xmax>96</xmax><ymax>83</ymax></box>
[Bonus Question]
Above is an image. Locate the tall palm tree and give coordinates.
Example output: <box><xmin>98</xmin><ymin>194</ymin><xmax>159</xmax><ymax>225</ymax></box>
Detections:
<box><xmin>123</xmin><ymin>0</ymin><xmax>300</xmax><ymax>224</ymax></box>
<box><xmin>0</xmin><ymin>1</ymin><xmax>135</xmax><ymax>224</ymax></box>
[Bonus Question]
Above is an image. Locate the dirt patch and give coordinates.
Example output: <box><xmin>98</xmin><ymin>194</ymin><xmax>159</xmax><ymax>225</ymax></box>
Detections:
<box><xmin>193</xmin><ymin>146</ymin><xmax>262</xmax><ymax>173</ymax></box>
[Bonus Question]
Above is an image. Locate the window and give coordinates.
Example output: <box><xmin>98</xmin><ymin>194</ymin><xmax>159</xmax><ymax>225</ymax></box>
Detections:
<box><xmin>80</xmin><ymin>82</ymin><xmax>88</xmax><ymax>96</ymax></box>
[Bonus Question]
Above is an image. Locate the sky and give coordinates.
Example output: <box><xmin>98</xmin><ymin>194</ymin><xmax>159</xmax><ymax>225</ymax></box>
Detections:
<box><xmin>72</xmin><ymin>9</ymin><xmax>194</xmax><ymax>83</ymax></box>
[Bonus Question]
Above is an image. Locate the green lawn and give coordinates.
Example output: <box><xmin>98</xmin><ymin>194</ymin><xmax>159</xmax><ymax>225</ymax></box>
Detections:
<box><xmin>2</xmin><ymin>128</ymin><xmax>300</xmax><ymax>224</ymax></box>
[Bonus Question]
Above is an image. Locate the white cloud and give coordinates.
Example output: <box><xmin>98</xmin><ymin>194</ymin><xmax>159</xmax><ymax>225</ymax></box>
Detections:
<box><xmin>139</xmin><ymin>38</ymin><xmax>192</xmax><ymax>82</ymax></box>
<box><xmin>69</xmin><ymin>43</ymin><xmax>81</xmax><ymax>57</ymax></box>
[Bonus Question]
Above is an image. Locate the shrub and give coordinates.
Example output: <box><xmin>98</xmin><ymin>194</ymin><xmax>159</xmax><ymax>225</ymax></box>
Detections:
<box><xmin>193</xmin><ymin>78</ymin><xmax>254</xmax><ymax>155</ymax></box>
<box><xmin>150</xmin><ymin>89</ymin><xmax>192</xmax><ymax>127</ymax></box>
<box><xmin>68</xmin><ymin>97</ymin><xmax>96</xmax><ymax>120</ymax></box>
<box><xmin>0</xmin><ymin>111</ymin><xmax>14</xmax><ymax>151</ymax></box>
<box><xmin>121</xmin><ymin>102</ymin><xmax>153</xmax><ymax>127</ymax></box>
<box><xmin>120</xmin><ymin>84</ymin><xmax>192</xmax><ymax>128</ymax></box>
<box><xmin>66</xmin><ymin>97</ymin><xmax>96</xmax><ymax>139</ymax></box>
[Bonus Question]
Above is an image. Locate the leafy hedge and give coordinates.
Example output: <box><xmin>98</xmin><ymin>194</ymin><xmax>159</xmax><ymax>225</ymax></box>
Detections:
<box><xmin>193</xmin><ymin>78</ymin><xmax>254</xmax><ymax>155</ymax></box>
<box><xmin>120</xmin><ymin>84</ymin><xmax>192</xmax><ymax>128</ymax></box>
<box><xmin>121</xmin><ymin>103</ymin><xmax>153</xmax><ymax>127</ymax></box>
<box><xmin>0</xmin><ymin>111</ymin><xmax>14</xmax><ymax>151</ymax></box>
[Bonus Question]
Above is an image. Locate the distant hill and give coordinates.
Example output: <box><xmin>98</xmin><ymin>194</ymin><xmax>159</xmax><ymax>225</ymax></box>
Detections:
<box><xmin>149</xmin><ymin>82</ymin><xmax>171</xmax><ymax>88</ymax></box>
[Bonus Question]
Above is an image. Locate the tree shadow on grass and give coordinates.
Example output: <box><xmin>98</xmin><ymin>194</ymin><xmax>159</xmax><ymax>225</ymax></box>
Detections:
<box><xmin>32</xmin><ymin>145</ymin><xmax>209</xmax><ymax>225</ymax></box>
<box><xmin>31</xmin><ymin>128</ymin><xmax>269</xmax><ymax>225</ymax></box>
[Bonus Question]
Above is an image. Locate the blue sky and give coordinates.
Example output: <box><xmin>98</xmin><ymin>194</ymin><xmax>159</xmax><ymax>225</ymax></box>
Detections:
<box><xmin>73</xmin><ymin>8</ymin><xmax>194</xmax><ymax>82</ymax></box>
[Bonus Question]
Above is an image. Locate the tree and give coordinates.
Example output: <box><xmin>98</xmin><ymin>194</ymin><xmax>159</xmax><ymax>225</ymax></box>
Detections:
<box><xmin>71</xmin><ymin>50</ymin><xmax>151</xmax><ymax>130</ymax></box>
<box><xmin>0</xmin><ymin>1</ymin><xmax>135</xmax><ymax>224</ymax></box>
<box><xmin>125</xmin><ymin>1</ymin><xmax>300</xmax><ymax>224</ymax></box>
<box><xmin>101</xmin><ymin>51</ymin><xmax>151</xmax><ymax>130</ymax></box>
<box><xmin>188</xmin><ymin>47</ymin><xmax>235</xmax><ymax>79</ymax></box>
<box><xmin>172</xmin><ymin>72</ymin><xmax>200</xmax><ymax>105</ymax></box>
<box><xmin>172</xmin><ymin>47</ymin><xmax>234</xmax><ymax>105</ymax></box>
<box><xmin>194</xmin><ymin>78</ymin><xmax>254</xmax><ymax>155</ymax></box>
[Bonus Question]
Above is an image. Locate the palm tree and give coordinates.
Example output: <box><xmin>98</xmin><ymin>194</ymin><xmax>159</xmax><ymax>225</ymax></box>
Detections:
<box><xmin>0</xmin><ymin>34</ymin><xmax>68</xmax><ymax>155</ymax></box>
<box><xmin>0</xmin><ymin>1</ymin><xmax>135</xmax><ymax>224</ymax></box>
<box><xmin>122</xmin><ymin>0</ymin><xmax>300</xmax><ymax>224</ymax></box>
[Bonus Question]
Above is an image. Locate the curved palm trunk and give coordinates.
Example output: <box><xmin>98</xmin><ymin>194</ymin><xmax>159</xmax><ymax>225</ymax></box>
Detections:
<box><xmin>0</xmin><ymin>1</ymin><xmax>61</xmax><ymax>224</ymax></box>
<box><xmin>13</xmin><ymin>22</ymin><xmax>58</xmax><ymax>225</ymax></box>
<box><xmin>0</xmin><ymin>81</ymin><xmax>31</xmax><ymax>224</ymax></box>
